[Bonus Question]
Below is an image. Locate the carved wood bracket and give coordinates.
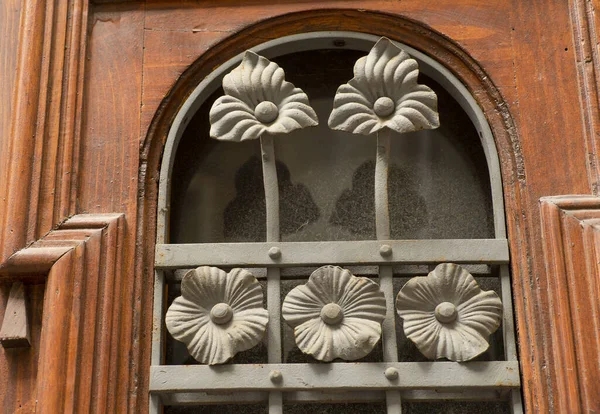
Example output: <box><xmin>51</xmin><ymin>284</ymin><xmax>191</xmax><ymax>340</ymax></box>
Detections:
<box><xmin>0</xmin><ymin>213</ymin><xmax>126</xmax><ymax>412</ymax></box>
<box><xmin>539</xmin><ymin>195</ymin><xmax>600</xmax><ymax>413</ymax></box>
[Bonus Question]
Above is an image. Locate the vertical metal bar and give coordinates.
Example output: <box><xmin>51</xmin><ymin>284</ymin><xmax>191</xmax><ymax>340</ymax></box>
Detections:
<box><xmin>261</xmin><ymin>134</ymin><xmax>283</xmax><ymax>413</ymax></box>
<box><xmin>376</xmin><ymin>130</ymin><xmax>402</xmax><ymax>414</ymax></box>
<box><xmin>150</xmin><ymin>270</ymin><xmax>165</xmax><ymax>413</ymax></box>
<box><xmin>261</xmin><ymin>134</ymin><xmax>279</xmax><ymax>242</ymax></box>
<box><xmin>499</xmin><ymin>265</ymin><xmax>523</xmax><ymax>414</ymax></box>
<box><xmin>375</xmin><ymin>131</ymin><xmax>391</xmax><ymax>241</ymax></box>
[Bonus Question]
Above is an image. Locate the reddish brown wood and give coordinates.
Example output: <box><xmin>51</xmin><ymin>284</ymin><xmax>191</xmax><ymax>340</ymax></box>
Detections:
<box><xmin>0</xmin><ymin>214</ymin><xmax>125</xmax><ymax>413</ymax></box>
<box><xmin>0</xmin><ymin>0</ymin><xmax>88</xmax><ymax>263</ymax></box>
<box><xmin>1</xmin><ymin>1</ymin><xmax>599</xmax><ymax>412</ymax></box>
<box><xmin>0</xmin><ymin>282</ymin><xmax>31</xmax><ymax>348</ymax></box>
<box><xmin>540</xmin><ymin>196</ymin><xmax>600</xmax><ymax>414</ymax></box>
<box><xmin>136</xmin><ymin>7</ymin><xmax>595</xmax><ymax>413</ymax></box>
<box><xmin>568</xmin><ymin>0</ymin><xmax>600</xmax><ymax>194</ymax></box>
<box><xmin>83</xmin><ymin>5</ymin><xmax>146</xmax><ymax>411</ymax></box>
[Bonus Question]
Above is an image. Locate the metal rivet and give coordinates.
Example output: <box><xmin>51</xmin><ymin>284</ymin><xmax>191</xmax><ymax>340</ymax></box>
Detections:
<box><xmin>270</xmin><ymin>370</ymin><xmax>283</xmax><ymax>383</ymax></box>
<box><xmin>268</xmin><ymin>247</ymin><xmax>281</xmax><ymax>259</ymax></box>
<box><xmin>379</xmin><ymin>244</ymin><xmax>392</xmax><ymax>257</ymax></box>
<box><xmin>384</xmin><ymin>367</ymin><xmax>399</xmax><ymax>380</ymax></box>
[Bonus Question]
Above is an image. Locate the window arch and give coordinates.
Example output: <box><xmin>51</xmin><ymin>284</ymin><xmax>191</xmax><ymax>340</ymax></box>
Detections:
<box><xmin>150</xmin><ymin>32</ymin><xmax>521</xmax><ymax>413</ymax></box>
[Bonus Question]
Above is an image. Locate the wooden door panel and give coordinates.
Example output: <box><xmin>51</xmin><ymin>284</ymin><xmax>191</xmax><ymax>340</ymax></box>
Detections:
<box><xmin>0</xmin><ymin>1</ymin><xmax>599</xmax><ymax>412</ymax></box>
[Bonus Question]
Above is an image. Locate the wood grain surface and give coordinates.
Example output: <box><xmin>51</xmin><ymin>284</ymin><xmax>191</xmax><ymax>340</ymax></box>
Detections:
<box><xmin>0</xmin><ymin>0</ymin><xmax>599</xmax><ymax>412</ymax></box>
<box><xmin>540</xmin><ymin>196</ymin><xmax>600</xmax><ymax>413</ymax></box>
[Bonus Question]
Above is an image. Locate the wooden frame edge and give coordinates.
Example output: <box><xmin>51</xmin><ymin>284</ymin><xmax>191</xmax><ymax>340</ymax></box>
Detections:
<box><xmin>0</xmin><ymin>213</ymin><xmax>126</xmax><ymax>412</ymax></box>
<box><xmin>539</xmin><ymin>195</ymin><xmax>600</xmax><ymax>413</ymax></box>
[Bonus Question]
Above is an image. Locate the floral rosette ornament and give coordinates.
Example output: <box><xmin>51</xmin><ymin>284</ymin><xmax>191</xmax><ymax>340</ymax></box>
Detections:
<box><xmin>165</xmin><ymin>266</ymin><xmax>269</xmax><ymax>365</ymax></box>
<box><xmin>209</xmin><ymin>50</ymin><xmax>318</xmax><ymax>142</ymax></box>
<box><xmin>282</xmin><ymin>265</ymin><xmax>387</xmax><ymax>362</ymax></box>
<box><xmin>328</xmin><ymin>37</ymin><xmax>439</xmax><ymax>135</ymax></box>
<box><xmin>396</xmin><ymin>263</ymin><xmax>503</xmax><ymax>362</ymax></box>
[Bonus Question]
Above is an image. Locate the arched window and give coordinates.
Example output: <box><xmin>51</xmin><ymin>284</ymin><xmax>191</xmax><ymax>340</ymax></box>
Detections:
<box><xmin>150</xmin><ymin>32</ymin><xmax>521</xmax><ymax>414</ymax></box>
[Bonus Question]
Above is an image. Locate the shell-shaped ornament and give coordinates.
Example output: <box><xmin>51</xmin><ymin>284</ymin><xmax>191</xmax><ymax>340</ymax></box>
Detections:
<box><xmin>282</xmin><ymin>265</ymin><xmax>387</xmax><ymax>362</ymax></box>
<box><xmin>396</xmin><ymin>263</ymin><xmax>503</xmax><ymax>362</ymax></box>
<box><xmin>328</xmin><ymin>37</ymin><xmax>440</xmax><ymax>135</ymax></box>
<box><xmin>209</xmin><ymin>51</ymin><xmax>318</xmax><ymax>142</ymax></box>
<box><xmin>165</xmin><ymin>266</ymin><xmax>269</xmax><ymax>365</ymax></box>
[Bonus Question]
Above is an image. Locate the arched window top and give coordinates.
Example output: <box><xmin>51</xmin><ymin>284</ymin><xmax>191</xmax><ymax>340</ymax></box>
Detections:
<box><xmin>157</xmin><ymin>31</ymin><xmax>506</xmax><ymax>245</ymax></box>
<box><xmin>151</xmin><ymin>32</ymin><xmax>520</xmax><ymax>414</ymax></box>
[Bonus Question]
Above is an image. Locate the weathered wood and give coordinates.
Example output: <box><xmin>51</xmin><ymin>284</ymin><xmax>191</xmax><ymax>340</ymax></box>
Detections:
<box><xmin>540</xmin><ymin>196</ymin><xmax>600</xmax><ymax>414</ymax></box>
<box><xmin>0</xmin><ymin>282</ymin><xmax>30</xmax><ymax>348</ymax></box>
<box><xmin>0</xmin><ymin>214</ymin><xmax>125</xmax><ymax>412</ymax></box>
<box><xmin>0</xmin><ymin>0</ymin><xmax>88</xmax><ymax>263</ymax></box>
<box><xmin>82</xmin><ymin>5</ymin><xmax>147</xmax><ymax>412</ymax></box>
<box><xmin>150</xmin><ymin>361</ymin><xmax>520</xmax><ymax>393</ymax></box>
<box><xmin>1</xmin><ymin>1</ymin><xmax>599</xmax><ymax>412</ymax></box>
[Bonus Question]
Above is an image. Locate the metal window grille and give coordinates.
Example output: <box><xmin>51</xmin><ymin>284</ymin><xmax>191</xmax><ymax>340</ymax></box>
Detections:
<box><xmin>150</xmin><ymin>32</ymin><xmax>522</xmax><ymax>414</ymax></box>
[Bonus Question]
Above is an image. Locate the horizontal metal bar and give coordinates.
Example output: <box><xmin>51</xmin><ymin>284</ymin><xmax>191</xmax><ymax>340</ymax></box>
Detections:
<box><xmin>155</xmin><ymin>239</ymin><xmax>509</xmax><ymax>269</ymax></box>
<box><xmin>150</xmin><ymin>361</ymin><xmax>519</xmax><ymax>393</ymax></box>
<box><xmin>160</xmin><ymin>389</ymin><xmax>504</xmax><ymax>405</ymax></box>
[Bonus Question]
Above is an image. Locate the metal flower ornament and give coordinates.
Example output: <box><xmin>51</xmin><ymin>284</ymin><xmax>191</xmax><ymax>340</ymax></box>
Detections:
<box><xmin>208</xmin><ymin>53</ymin><xmax>318</xmax><ymax>367</ymax></box>
<box><xmin>395</xmin><ymin>263</ymin><xmax>503</xmax><ymax>362</ymax></box>
<box><xmin>165</xmin><ymin>266</ymin><xmax>269</xmax><ymax>365</ymax></box>
<box><xmin>282</xmin><ymin>265</ymin><xmax>387</xmax><ymax>362</ymax></box>
<box><xmin>209</xmin><ymin>50</ymin><xmax>318</xmax><ymax>240</ymax></box>
<box><xmin>328</xmin><ymin>37</ymin><xmax>439</xmax><ymax>136</ymax></box>
<box><xmin>328</xmin><ymin>37</ymin><xmax>440</xmax><ymax>240</ymax></box>
<box><xmin>210</xmin><ymin>51</ymin><xmax>319</xmax><ymax>142</ymax></box>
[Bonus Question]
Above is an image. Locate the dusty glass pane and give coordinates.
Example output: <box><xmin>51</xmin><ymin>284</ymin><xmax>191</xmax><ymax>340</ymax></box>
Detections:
<box><xmin>284</xmin><ymin>402</ymin><xmax>386</xmax><ymax>414</ymax></box>
<box><xmin>165</xmin><ymin>404</ymin><xmax>267</xmax><ymax>414</ymax></box>
<box><xmin>170</xmin><ymin>49</ymin><xmax>493</xmax><ymax>243</ymax></box>
<box><xmin>401</xmin><ymin>401</ymin><xmax>511</xmax><ymax>414</ymax></box>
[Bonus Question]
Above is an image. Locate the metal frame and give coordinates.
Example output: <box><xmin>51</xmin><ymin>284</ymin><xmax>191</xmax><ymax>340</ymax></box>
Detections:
<box><xmin>155</xmin><ymin>239</ymin><xmax>509</xmax><ymax>269</ymax></box>
<box><xmin>151</xmin><ymin>31</ymin><xmax>521</xmax><ymax>413</ymax></box>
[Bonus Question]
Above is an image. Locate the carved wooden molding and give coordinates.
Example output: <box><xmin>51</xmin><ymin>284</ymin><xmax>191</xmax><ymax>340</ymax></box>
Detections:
<box><xmin>0</xmin><ymin>213</ymin><xmax>126</xmax><ymax>412</ymax></box>
<box><xmin>0</xmin><ymin>0</ymin><xmax>88</xmax><ymax>263</ymax></box>
<box><xmin>539</xmin><ymin>195</ymin><xmax>600</xmax><ymax>413</ymax></box>
<box><xmin>0</xmin><ymin>282</ymin><xmax>31</xmax><ymax>348</ymax></box>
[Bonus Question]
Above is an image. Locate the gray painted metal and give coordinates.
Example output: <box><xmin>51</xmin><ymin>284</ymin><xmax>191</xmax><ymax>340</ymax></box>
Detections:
<box><xmin>159</xmin><ymin>389</ymin><xmax>506</xmax><ymax>405</ymax></box>
<box><xmin>396</xmin><ymin>263</ymin><xmax>503</xmax><ymax>362</ymax></box>
<box><xmin>155</xmin><ymin>239</ymin><xmax>509</xmax><ymax>269</ymax></box>
<box><xmin>500</xmin><ymin>265</ymin><xmax>524</xmax><ymax>414</ymax></box>
<box><xmin>150</xmin><ymin>361</ymin><xmax>520</xmax><ymax>392</ymax></box>
<box><xmin>151</xmin><ymin>31</ymin><xmax>519</xmax><ymax>413</ymax></box>
<box><xmin>171</xmin><ymin>264</ymin><xmax>493</xmax><ymax>281</ymax></box>
<box><xmin>156</xmin><ymin>31</ymin><xmax>507</xmax><ymax>245</ymax></box>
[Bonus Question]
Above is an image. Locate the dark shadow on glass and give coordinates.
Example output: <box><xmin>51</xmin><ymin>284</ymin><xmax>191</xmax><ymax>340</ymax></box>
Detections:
<box><xmin>330</xmin><ymin>160</ymin><xmax>428</xmax><ymax>239</ymax></box>
<box><xmin>224</xmin><ymin>156</ymin><xmax>320</xmax><ymax>241</ymax></box>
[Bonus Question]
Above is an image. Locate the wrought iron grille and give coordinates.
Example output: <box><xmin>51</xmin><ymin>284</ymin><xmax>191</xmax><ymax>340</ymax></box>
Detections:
<box><xmin>150</xmin><ymin>32</ymin><xmax>522</xmax><ymax>414</ymax></box>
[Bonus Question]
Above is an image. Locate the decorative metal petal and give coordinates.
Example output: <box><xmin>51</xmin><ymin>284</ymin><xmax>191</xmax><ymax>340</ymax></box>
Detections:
<box><xmin>396</xmin><ymin>263</ymin><xmax>503</xmax><ymax>362</ymax></box>
<box><xmin>209</xmin><ymin>51</ymin><xmax>318</xmax><ymax>142</ymax></box>
<box><xmin>165</xmin><ymin>266</ymin><xmax>268</xmax><ymax>365</ymax></box>
<box><xmin>328</xmin><ymin>37</ymin><xmax>440</xmax><ymax>135</ymax></box>
<box><xmin>282</xmin><ymin>265</ymin><xmax>386</xmax><ymax>361</ymax></box>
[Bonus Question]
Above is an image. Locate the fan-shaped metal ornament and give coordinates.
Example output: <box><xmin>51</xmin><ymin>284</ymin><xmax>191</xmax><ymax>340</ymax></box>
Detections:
<box><xmin>396</xmin><ymin>263</ymin><xmax>503</xmax><ymax>362</ymax></box>
<box><xmin>209</xmin><ymin>50</ymin><xmax>318</xmax><ymax>142</ymax></box>
<box><xmin>282</xmin><ymin>265</ymin><xmax>387</xmax><ymax>362</ymax></box>
<box><xmin>165</xmin><ymin>266</ymin><xmax>269</xmax><ymax>365</ymax></box>
<box><xmin>328</xmin><ymin>37</ymin><xmax>439</xmax><ymax>135</ymax></box>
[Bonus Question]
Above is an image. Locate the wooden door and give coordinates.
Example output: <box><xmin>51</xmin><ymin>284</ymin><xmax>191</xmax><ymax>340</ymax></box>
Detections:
<box><xmin>1</xmin><ymin>1</ymin><xmax>599</xmax><ymax>412</ymax></box>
